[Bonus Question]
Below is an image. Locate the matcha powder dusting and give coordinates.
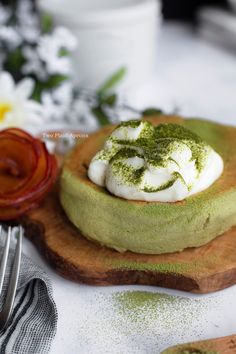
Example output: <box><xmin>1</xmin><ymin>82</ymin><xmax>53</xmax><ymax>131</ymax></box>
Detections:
<box><xmin>75</xmin><ymin>289</ymin><xmax>231</xmax><ymax>354</ymax></box>
<box><xmin>112</xmin><ymin>291</ymin><xmax>208</xmax><ymax>334</ymax></box>
<box><xmin>109</xmin><ymin>291</ymin><xmax>218</xmax><ymax>353</ymax></box>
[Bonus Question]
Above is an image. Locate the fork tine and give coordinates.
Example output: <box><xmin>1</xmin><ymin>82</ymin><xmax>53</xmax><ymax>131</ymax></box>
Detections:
<box><xmin>0</xmin><ymin>227</ymin><xmax>11</xmax><ymax>296</ymax></box>
<box><xmin>0</xmin><ymin>226</ymin><xmax>22</xmax><ymax>331</ymax></box>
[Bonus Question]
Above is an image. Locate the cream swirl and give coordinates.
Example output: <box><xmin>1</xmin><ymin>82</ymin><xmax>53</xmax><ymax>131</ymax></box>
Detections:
<box><xmin>88</xmin><ymin>120</ymin><xmax>224</xmax><ymax>202</ymax></box>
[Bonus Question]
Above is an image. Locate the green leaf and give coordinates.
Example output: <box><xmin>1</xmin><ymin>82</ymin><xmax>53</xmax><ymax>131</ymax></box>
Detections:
<box><xmin>31</xmin><ymin>82</ymin><xmax>44</xmax><ymax>102</ymax></box>
<box><xmin>45</xmin><ymin>75</ymin><xmax>68</xmax><ymax>89</ymax></box>
<box><xmin>40</xmin><ymin>12</ymin><xmax>53</xmax><ymax>33</ymax></box>
<box><xmin>59</xmin><ymin>48</ymin><xmax>69</xmax><ymax>57</ymax></box>
<box><xmin>31</xmin><ymin>75</ymin><xmax>68</xmax><ymax>102</ymax></box>
<box><xmin>92</xmin><ymin>106</ymin><xmax>110</xmax><ymax>126</ymax></box>
<box><xmin>142</xmin><ymin>108</ymin><xmax>163</xmax><ymax>116</ymax></box>
<box><xmin>99</xmin><ymin>93</ymin><xmax>117</xmax><ymax>107</ymax></box>
<box><xmin>97</xmin><ymin>67</ymin><xmax>127</xmax><ymax>96</ymax></box>
<box><xmin>4</xmin><ymin>48</ymin><xmax>25</xmax><ymax>73</ymax></box>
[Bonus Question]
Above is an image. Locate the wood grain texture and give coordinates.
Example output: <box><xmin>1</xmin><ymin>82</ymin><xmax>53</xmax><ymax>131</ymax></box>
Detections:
<box><xmin>21</xmin><ymin>185</ymin><xmax>236</xmax><ymax>294</ymax></box>
<box><xmin>161</xmin><ymin>334</ymin><xmax>236</xmax><ymax>354</ymax></box>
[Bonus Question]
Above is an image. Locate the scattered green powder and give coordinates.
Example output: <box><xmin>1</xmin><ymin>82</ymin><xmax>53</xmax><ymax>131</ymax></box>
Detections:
<box><xmin>106</xmin><ymin>255</ymin><xmax>220</xmax><ymax>278</ymax></box>
<box><xmin>118</xmin><ymin>120</ymin><xmax>145</xmax><ymax>128</ymax></box>
<box><xmin>76</xmin><ymin>289</ymin><xmax>222</xmax><ymax>354</ymax></box>
<box><xmin>94</xmin><ymin>119</ymin><xmax>212</xmax><ymax>192</ymax></box>
<box><xmin>112</xmin><ymin>290</ymin><xmax>210</xmax><ymax>332</ymax></box>
<box><xmin>153</xmin><ymin>123</ymin><xmax>210</xmax><ymax>173</ymax></box>
<box><xmin>107</xmin><ymin>259</ymin><xmax>191</xmax><ymax>274</ymax></box>
<box><xmin>110</xmin><ymin>291</ymin><xmax>219</xmax><ymax>352</ymax></box>
<box><xmin>142</xmin><ymin>171</ymin><xmax>187</xmax><ymax>193</ymax></box>
<box><xmin>113</xmin><ymin>291</ymin><xmax>181</xmax><ymax>321</ymax></box>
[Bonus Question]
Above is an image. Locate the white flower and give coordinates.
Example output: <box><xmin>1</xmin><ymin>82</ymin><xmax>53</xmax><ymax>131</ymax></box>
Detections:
<box><xmin>40</xmin><ymin>92</ymin><xmax>56</xmax><ymax>121</ymax></box>
<box><xmin>41</xmin><ymin>91</ymin><xmax>67</xmax><ymax>122</ymax></box>
<box><xmin>40</xmin><ymin>82</ymin><xmax>73</xmax><ymax>123</ymax></box>
<box><xmin>52</xmin><ymin>82</ymin><xmax>73</xmax><ymax>105</ymax></box>
<box><xmin>38</xmin><ymin>27</ymin><xmax>76</xmax><ymax>76</ymax></box>
<box><xmin>48</xmin><ymin>56</ymin><xmax>72</xmax><ymax>76</ymax></box>
<box><xmin>38</xmin><ymin>37</ymin><xmax>71</xmax><ymax>75</ymax></box>
<box><xmin>17</xmin><ymin>0</ymin><xmax>39</xmax><ymax>29</ymax></box>
<box><xmin>0</xmin><ymin>26</ymin><xmax>22</xmax><ymax>48</ymax></box>
<box><xmin>0</xmin><ymin>71</ymin><xmax>43</xmax><ymax>129</ymax></box>
<box><xmin>22</xmin><ymin>46</ymin><xmax>48</xmax><ymax>81</ymax></box>
<box><xmin>38</xmin><ymin>34</ymin><xmax>59</xmax><ymax>61</ymax></box>
<box><xmin>17</xmin><ymin>0</ymin><xmax>40</xmax><ymax>44</ymax></box>
<box><xmin>70</xmin><ymin>99</ymin><xmax>99</xmax><ymax>131</ymax></box>
<box><xmin>53</xmin><ymin>27</ymin><xmax>77</xmax><ymax>51</ymax></box>
<box><xmin>19</xmin><ymin>23</ymin><xmax>40</xmax><ymax>44</ymax></box>
<box><xmin>0</xmin><ymin>5</ymin><xmax>11</xmax><ymax>26</ymax></box>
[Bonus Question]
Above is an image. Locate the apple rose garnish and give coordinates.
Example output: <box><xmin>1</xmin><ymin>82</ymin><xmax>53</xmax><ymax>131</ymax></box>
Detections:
<box><xmin>0</xmin><ymin>128</ymin><xmax>58</xmax><ymax>220</ymax></box>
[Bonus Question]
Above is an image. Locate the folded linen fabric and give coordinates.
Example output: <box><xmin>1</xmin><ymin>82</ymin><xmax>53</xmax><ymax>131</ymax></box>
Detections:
<box><xmin>0</xmin><ymin>241</ymin><xmax>57</xmax><ymax>354</ymax></box>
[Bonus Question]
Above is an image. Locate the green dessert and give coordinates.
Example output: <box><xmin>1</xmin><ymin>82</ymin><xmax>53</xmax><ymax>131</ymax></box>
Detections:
<box><xmin>60</xmin><ymin>116</ymin><xmax>236</xmax><ymax>254</ymax></box>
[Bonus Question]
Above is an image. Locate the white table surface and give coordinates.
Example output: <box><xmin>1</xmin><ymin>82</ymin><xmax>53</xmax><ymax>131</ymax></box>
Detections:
<box><xmin>23</xmin><ymin>23</ymin><xmax>236</xmax><ymax>354</ymax></box>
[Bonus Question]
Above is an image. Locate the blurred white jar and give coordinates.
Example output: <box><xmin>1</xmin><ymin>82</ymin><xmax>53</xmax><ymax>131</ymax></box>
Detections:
<box><xmin>38</xmin><ymin>0</ymin><xmax>161</xmax><ymax>90</ymax></box>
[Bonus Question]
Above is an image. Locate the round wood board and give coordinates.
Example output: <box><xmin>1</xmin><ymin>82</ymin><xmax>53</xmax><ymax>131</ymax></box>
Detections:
<box><xmin>21</xmin><ymin>184</ymin><xmax>236</xmax><ymax>294</ymax></box>
<box><xmin>161</xmin><ymin>334</ymin><xmax>236</xmax><ymax>354</ymax></box>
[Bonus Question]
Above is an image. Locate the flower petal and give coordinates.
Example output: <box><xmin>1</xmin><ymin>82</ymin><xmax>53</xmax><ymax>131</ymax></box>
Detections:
<box><xmin>0</xmin><ymin>71</ymin><xmax>15</xmax><ymax>97</ymax></box>
<box><xmin>15</xmin><ymin>77</ymin><xmax>35</xmax><ymax>100</ymax></box>
<box><xmin>26</xmin><ymin>100</ymin><xmax>43</xmax><ymax>113</ymax></box>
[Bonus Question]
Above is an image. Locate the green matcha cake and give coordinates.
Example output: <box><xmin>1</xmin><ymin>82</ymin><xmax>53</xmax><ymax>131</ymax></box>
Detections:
<box><xmin>60</xmin><ymin>116</ymin><xmax>236</xmax><ymax>254</ymax></box>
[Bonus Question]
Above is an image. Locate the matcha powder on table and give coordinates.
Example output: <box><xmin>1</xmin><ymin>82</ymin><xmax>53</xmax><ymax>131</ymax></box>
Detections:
<box><xmin>109</xmin><ymin>291</ymin><xmax>217</xmax><ymax>353</ymax></box>
<box><xmin>112</xmin><ymin>291</ymin><xmax>205</xmax><ymax>331</ymax></box>
<box><xmin>76</xmin><ymin>290</ymin><xmax>222</xmax><ymax>354</ymax></box>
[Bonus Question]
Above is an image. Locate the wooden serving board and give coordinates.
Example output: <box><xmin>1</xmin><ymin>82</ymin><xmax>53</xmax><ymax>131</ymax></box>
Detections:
<box><xmin>21</xmin><ymin>184</ymin><xmax>236</xmax><ymax>294</ymax></box>
<box><xmin>161</xmin><ymin>334</ymin><xmax>236</xmax><ymax>354</ymax></box>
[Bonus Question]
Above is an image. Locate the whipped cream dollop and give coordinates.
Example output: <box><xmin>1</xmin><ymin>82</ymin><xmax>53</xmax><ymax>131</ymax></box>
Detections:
<box><xmin>88</xmin><ymin>120</ymin><xmax>224</xmax><ymax>202</ymax></box>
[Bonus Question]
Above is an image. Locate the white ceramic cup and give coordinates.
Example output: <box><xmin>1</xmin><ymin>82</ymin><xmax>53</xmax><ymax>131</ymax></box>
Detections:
<box><xmin>38</xmin><ymin>0</ymin><xmax>161</xmax><ymax>90</ymax></box>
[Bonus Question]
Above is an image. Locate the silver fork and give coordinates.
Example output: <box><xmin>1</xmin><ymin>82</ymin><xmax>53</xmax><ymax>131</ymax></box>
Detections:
<box><xmin>0</xmin><ymin>226</ymin><xmax>22</xmax><ymax>331</ymax></box>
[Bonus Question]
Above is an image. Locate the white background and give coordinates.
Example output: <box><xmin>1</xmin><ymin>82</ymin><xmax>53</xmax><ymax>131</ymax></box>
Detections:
<box><xmin>23</xmin><ymin>24</ymin><xmax>236</xmax><ymax>354</ymax></box>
